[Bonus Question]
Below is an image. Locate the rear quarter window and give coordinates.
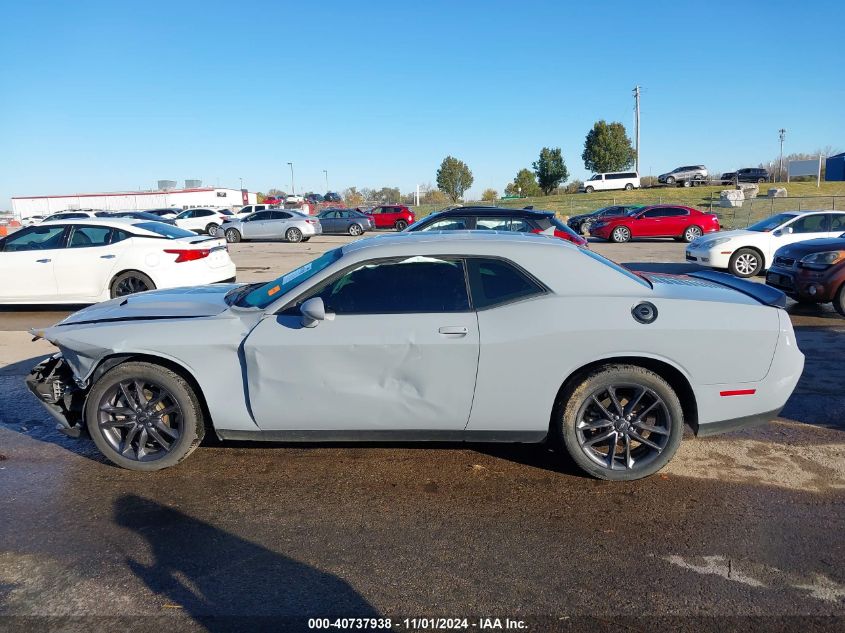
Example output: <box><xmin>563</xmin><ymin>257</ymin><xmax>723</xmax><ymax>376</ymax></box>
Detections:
<box><xmin>467</xmin><ymin>258</ymin><xmax>546</xmax><ymax>309</ymax></box>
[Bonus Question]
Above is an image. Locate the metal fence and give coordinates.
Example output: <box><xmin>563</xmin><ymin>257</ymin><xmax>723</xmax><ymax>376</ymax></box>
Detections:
<box><xmin>422</xmin><ymin>194</ymin><xmax>844</xmax><ymax>230</ymax></box>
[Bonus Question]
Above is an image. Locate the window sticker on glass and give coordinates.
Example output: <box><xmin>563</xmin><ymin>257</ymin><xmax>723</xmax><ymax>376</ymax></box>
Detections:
<box><xmin>282</xmin><ymin>263</ymin><xmax>312</xmax><ymax>284</ymax></box>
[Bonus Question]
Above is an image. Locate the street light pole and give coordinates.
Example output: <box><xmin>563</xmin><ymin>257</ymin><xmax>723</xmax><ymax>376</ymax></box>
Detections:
<box><xmin>323</xmin><ymin>169</ymin><xmax>328</xmax><ymax>192</ymax></box>
<box><xmin>778</xmin><ymin>129</ymin><xmax>786</xmax><ymax>182</ymax></box>
<box><xmin>287</xmin><ymin>162</ymin><xmax>295</xmax><ymax>195</ymax></box>
<box><xmin>239</xmin><ymin>177</ymin><xmax>243</xmax><ymax>190</ymax></box>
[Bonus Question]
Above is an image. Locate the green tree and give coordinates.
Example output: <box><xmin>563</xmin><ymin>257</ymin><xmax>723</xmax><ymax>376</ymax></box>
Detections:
<box><xmin>343</xmin><ymin>187</ymin><xmax>364</xmax><ymax>207</ymax></box>
<box><xmin>533</xmin><ymin>147</ymin><xmax>569</xmax><ymax>195</ymax></box>
<box><xmin>582</xmin><ymin>121</ymin><xmax>636</xmax><ymax>174</ymax></box>
<box><xmin>481</xmin><ymin>188</ymin><xmax>499</xmax><ymax>201</ymax></box>
<box><xmin>436</xmin><ymin>156</ymin><xmax>474</xmax><ymax>202</ymax></box>
<box><xmin>504</xmin><ymin>168</ymin><xmax>541</xmax><ymax>197</ymax></box>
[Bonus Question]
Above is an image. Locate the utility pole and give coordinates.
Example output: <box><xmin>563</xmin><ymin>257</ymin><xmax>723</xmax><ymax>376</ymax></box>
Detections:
<box><xmin>633</xmin><ymin>85</ymin><xmax>641</xmax><ymax>174</ymax></box>
<box><xmin>778</xmin><ymin>129</ymin><xmax>786</xmax><ymax>182</ymax></box>
<box><xmin>322</xmin><ymin>169</ymin><xmax>328</xmax><ymax>193</ymax></box>
<box><xmin>287</xmin><ymin>162</ymin><xmax>295</xmax><ymax>195</ymax></box>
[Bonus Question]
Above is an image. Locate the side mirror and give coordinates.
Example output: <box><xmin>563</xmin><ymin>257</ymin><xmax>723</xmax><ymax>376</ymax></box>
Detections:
<box><xmin>300</xmin><ymin>296</ymin><xmax>334</xmax><ymax>328</ymax></box>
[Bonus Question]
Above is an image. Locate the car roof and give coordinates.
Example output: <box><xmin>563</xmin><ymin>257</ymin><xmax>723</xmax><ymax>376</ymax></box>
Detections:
<box><xmin>780</xmin><ymin>209</ymin><xmax>841</xmax><ymax>216</ymax></box>
<box><xmin>38</xmin><ymin>217</ymin><xmax>168</xmax><ymax>229</ymax></box>
<box><xmin>342</xmin><ymin>229</ymin><xmax>570</xmax><ymax>257</ymax></box>
<box><xmin>430</xmin><ymin>206</ymin><xmax>553</xmax><ymax>218</ymax></box>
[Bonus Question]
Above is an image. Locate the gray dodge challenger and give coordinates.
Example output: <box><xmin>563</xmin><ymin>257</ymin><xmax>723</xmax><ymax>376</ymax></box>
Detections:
<box><xmin>27</xmin><ymin>232</ymin><xmax>804</xmax><ymax>480</ymax></box>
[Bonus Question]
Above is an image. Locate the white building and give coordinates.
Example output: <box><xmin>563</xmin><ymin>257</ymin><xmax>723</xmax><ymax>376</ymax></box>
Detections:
<box><xmin>11</xmin><ymin>187</ymin><xmax>257</xmax><ymax>219</ymax></box>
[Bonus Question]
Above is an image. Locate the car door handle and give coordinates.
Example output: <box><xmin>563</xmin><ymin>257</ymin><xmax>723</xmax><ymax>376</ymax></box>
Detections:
<box><xmin>36</xmin><ymin>258</ymin><xmax>51</xmax><ymax>263</ymax></box>
<box><xmin>100</xmin><ymin>254</ymin><xmax>116</xmax><ymax>259</ymax></box>
<box><xmin>438</xmin><ymin>326</ymin><xmax>468</xmax><ymax>336</ymax></box>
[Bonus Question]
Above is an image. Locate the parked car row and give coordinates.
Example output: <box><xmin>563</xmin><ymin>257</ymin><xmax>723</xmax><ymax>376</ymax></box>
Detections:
<box><xmin>589</xmin><ymin>205</ymin><xmax>721</xmax><ymax>243</ymax></box>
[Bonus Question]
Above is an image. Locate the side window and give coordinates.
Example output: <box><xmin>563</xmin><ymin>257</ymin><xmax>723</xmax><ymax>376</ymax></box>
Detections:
<box><xmin>790</xmin><ymin>214</ymin><xmax>828</xmax><ymax>233</ymax></box>
<box><xmin>420</xmin><ymin>217</ymin><xmax>469</xmax><ymax>231</ymax></box>
<box><xmin>275</xmin><ymin>212</ymin><xmax>293</xmax><ymax>219</ymax></box>
<box><xmin>827</xmin><ymin>214</ymin><xmax>845</xmax><ymax>232</ymax></box>
<box><xmin>467</xmin><ymin>258</ymin><xmax>545</xmax><ymax>309</ymax></box>
<box><xmin>665</xmin><ymin>208</ymin><xmax>689</xmax><ymax>217</ymax></box>
<box><xmin>68</xmin><ymin>226</ymin><xmax>112</xmax><ymax>248</ymax></box>
<box><xmin>111</xmin><ymin>229</ymin><xmax>132</xmax><ymax>244</ymax></box>
<box><xmin>250</xmin><ymin>211</ymin><xmax>270</xmax><ymax>221</ymax></box>
<box><xmin>309</xmin><ymin>257</ymin><xmax>469</xmax><ymax>314</ymax></box>
<box><xmin>507</xmin><ymin>219</ymin><xmax>532</xmax><ymax>232</ymax></box>
<box><xmin>643</xmin><ymin>209</ymin><xmax>668</xmax><ymax>218</ymax></box>
<box><xmin>475</xmin><ymin>217</ymin><xmax>511</xmax><ymax>231</ymax></box>
<box><xmin>3</xmin><ymin>225</ymin><xmax>66</xmax><ymax>252</ymax></box>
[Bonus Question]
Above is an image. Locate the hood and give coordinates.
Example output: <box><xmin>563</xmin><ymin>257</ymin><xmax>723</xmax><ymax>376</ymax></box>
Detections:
<box><xmin>643</xmin><ymin>271</ymin><xmax>785</xmax><ymax>308</ymax></box>
<box><xmin>54</xmin><ymin>284</ymin><xmax>240</xmax><ymax>326</ymax></box>
<box><xmin>691</xmin><ymin>228</ymin><xmax>754</xmax><ymax>244</ymax></box>
<box><xmin>775</xmin><ymin>237</ymin><xmax>845</xmax><ymax>258</ymax></box>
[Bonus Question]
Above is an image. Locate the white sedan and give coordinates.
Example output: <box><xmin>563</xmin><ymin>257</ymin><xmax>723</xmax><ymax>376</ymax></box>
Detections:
<box><xmin>0</xmin><ymin>218</ymin><xmax>236</xmax><ymax>304</ymax></box>
<box><xmin>27</xmin><ymin>232</ymin><xmax>803</xmax><ymax>480</ymax></box>
<box><xmin>686</xmin><ymin>210</ymin><xmax>845</xmax><ymax>277</ymax></box>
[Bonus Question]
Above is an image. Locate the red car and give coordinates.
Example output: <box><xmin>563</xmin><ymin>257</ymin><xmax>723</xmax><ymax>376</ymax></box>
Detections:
<box><xmin>360</xmin><ymin>205</ymin><xmax>416</xmax><ymax>230</ymax></box>
<box><xmin>589</xmin><ymin>205</ymin><xmax>720</xmax><ymax>243</ymax></box>
<box><xmin>263</xmin><ymin>196</ymin><xmax>283</xmax><ymax>205</ymax></box>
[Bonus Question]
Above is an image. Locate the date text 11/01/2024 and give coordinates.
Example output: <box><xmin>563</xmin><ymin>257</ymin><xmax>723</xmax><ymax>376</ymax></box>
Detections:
<box><xmin>307</xmin><ymin>617</ymin><xmax>528</xmax><ymax>630</ymax></box>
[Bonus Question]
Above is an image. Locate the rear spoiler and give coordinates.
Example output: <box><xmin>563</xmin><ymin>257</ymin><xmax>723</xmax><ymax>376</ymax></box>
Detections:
<box><xmin>689</xmin><ymin>270</ymin><xmax>786</xmax><ymax>308</ymax></box>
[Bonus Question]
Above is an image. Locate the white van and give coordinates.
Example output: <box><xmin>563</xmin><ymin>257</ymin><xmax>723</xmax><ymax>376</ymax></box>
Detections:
<box><xmin>580</xmin><ymin>171</ymin><xmax>640</xmax><ymax>193</ymax></box>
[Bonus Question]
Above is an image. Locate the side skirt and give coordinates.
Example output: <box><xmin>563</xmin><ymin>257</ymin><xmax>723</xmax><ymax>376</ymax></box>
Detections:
<box><xmin>215</xmin><ymin>429</ymin><xmax>548</xmax><ymax>444</ymax></box>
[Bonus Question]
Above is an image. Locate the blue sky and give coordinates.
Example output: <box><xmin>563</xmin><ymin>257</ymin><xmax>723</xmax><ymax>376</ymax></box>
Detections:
<box><xmin>2</xmin><ymin>0</ymin><xmax>843</xmax><ymax>207</ymax></box>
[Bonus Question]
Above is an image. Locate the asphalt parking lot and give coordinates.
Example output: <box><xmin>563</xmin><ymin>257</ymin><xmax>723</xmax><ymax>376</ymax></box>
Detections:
<box><xmin>1</xmin><ymin>234</ymin><xmax>843</xmax><ymax>631</ymax></box>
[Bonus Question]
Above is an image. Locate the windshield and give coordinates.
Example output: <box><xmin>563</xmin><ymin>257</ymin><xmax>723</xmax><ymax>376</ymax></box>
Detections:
<box><xmin>747</xmin><ymin>213</ymin><xmax>797</xmax><ymax>232</ymax></box>
<box><xmin>134</xmin><ymin>222</ymin><xmax>197</xmax><ymax>239</ymax></box>
<box><xmin>237</xmin><ymin>248</ymin><xmax>343</xmax><ymax>308</ymax></box>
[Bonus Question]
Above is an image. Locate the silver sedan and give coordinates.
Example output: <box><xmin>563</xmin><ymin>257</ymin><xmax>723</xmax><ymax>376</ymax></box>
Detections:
<box><xmin>220</xmin><ymin>209</ymin><xmax>322</xmax><ymax>243</ymax></box>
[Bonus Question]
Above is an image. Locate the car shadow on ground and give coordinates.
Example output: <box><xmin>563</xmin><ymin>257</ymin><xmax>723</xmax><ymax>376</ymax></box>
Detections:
<box><xmin>114</xmin><ymin>494</ymin><xmax>379</xmax><ymax>631</ymax></box>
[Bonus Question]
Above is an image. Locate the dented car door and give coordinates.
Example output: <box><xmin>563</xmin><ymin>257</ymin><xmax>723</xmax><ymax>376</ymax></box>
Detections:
<box><xmin>242</xmin><ymin>256</ymin><xmax>480</xmax><ymax>431</ymax></box>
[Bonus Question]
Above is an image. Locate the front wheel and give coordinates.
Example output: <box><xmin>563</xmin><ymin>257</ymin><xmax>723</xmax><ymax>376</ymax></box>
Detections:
<box><xmin>834</xmin><ymin>283</ymin><xmax>845</xmax><ymax>318</ymax></box>
<box><xmin>584</xmin><ymin>186</ymin><xmax>594</xmax><ymax>194</ymax></box>
<box><xmin>555</xmin><ymin>365</ymin><xmax>684</xmax><ymax>480</ymax></box>
<box><xmin>348</xmin><ymin>223</ymin><xmax>363</xmax><ymax>236</ymax></box>
<box><xmin>225</xmin><ymin>228</ymin><xmax>241</xmax><ymax>243</ymax></box>
<box><xmin>625</xmin><ymin>183</ymin><xmax>634</xmax><ymax>191</ymax></box>
<box><xmin>286</xmin><ymin>227</ymin><xmax>303</xmax><ymax>243</ymax></box>
<box><xmin>757</xmin><ymin>177</ymin><xmax>766</xmax><ymax>183</ymax></box>
<box><xmin>611</xmin><ymin>226</ymin><xmax>631</xmax><ymax>243</ymax></box>
<box><xmin>665</xmin><ymin>176</ymin><xmax>676</xmax><ymax>185</ymax></box>
<box><xmin>729</xmin><ymin>248</ymin><xmax>762</xmax><ymax>277</ymax></box>
<box><xmin>85</xmin><ymin>361</ymin><xmax>205</xmax><ymax>471</ymax></box>
<box><xmin>682</xmin><ymin>225</ymin><xmax>702</xmax><ymax>242</ymax></box>
<box><xmin>205</xmin><ymin>223</ymin><xmax>219</xmax><ymax>236</ymax></box>
<box><xmin>110</xmin><ymin>271</ymin><xmax>156</xmax><ymax>299</ymax></box>
<box><xmin>395</xmin><ymin>220</ymin><xmax>408</xmax><ymax>231</ymax></box>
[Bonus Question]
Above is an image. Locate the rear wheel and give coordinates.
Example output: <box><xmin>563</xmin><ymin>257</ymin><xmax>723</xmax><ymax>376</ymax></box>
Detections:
<box><xmin>683</xmin><ymin>180</ymin><xmax>691</xmax><ymax>188</ymax></box>
<box><xmin>348</xmin><ymin>223</ymin><xmax>363</xmax><ymax>236</ymax></box>
<box><xmin>757</xmin><ymin>177</ymin><xmax>766</xmax><ymax>183</ymax></box>
<box><xmin>110</xmin><ymin>271</ymin><xmax>156</xmax><ymax>299</ymax></box>
<box><xmin>205</xmin><ymin>223</ymin><xmax>219</xmax><ymax>236</ymax></box>
<box><xmin>555</xmin><ymin>365</ymin><xmax>684</xmax><ymax>480</ymax></box>
<box><xmin>611</xmin><ymin>226</ymin><xmax>631</xmax><ymax>243</ymax></box>
<box><xmin>85</xmin><ymin>361</ymin><xmax>204</xmax><ymax>471</ymax></box>
<box><xmin>225</xmin><ymin>228</ymin><xmax>241</xmax><ymax>243</ymax></box>
<box><xmin>682</xmin><ymin>225</ymin><xmax>702</xmax><ymax>242</ymax></box>
<box><xmin>286</xmin><ymin>227</ymin><xmax>303</xmax><ymax>243</ymax></box>
<box><xmin>834</xmin><ymin>283</ymin><xmax>845</xmax><ymax>318</ymax></box>
<box><xmin>729</xmin><ymin>248</ymin><xmax>762</xmax><ymax>277</ymax></box>
<box><xmin>395</xmin><ymin>219</ymin><xmax>408</xmax><ymax>231</ymax></box>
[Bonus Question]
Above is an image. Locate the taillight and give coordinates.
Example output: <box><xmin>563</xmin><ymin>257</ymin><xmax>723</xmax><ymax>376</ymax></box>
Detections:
<box><xmin>164</xmin><ymin>248</ymin><xmax>210</xmax><ymax>263</ymax></box>
<box><xmin>306</xmin><ymin>219</ymin><xmax>318</xmax><ymax>224</ymax></box>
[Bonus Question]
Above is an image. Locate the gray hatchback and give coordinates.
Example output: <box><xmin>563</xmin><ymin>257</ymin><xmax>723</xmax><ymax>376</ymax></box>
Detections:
<box><xmin>221</xmin><ymin>209</ymin><xmax>322</xmax><ymax>243</ymax></box>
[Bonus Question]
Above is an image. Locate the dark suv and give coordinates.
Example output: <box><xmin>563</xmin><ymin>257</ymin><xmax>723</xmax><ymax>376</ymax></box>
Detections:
<box><xmin>406</xmin><ymin>206</ymin><xmax>587</xmax><ymax>247</ymax></box>
<box><xmin>721</xmin><ymin>168</ymin><xmax>770</xmax><ymax>184</ymax></box>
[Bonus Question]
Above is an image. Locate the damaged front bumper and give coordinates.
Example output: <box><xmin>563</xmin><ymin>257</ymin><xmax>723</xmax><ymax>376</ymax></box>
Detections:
<box><xmin>25</xmin><ymin>354</ymin><xmax>88</xmax><ymax>438</ymax></box>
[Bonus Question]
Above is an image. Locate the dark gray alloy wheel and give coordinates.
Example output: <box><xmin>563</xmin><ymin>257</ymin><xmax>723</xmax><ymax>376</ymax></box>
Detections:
<box><xmin>395</xmin><ymin>219</ymin><xmax>408</xmax><ymax>231</ymax></box>
<box><xmin>225</xmin><ymin>228</ymin><xmax>241</xmax><ymax>243</ymax></box>
<box><xmin>557</xmin><ymin>365</ymin><xmax>683</xmax><ymax>480</ymax></box>
<box><xmin>86</xmin><ymin>362</ymin><xmax>204</xmax><ymax>471</ymax></box>
<box><xmin>348</xmin><ymin>223</ymin><xmax>363</xmax><ymax>236</ymax></box>
<box><xmin>286</xmin><ymin>227</ymin><xmax>303</xmax><ymax>243</ymax></box>
<box><xmin>110</xmin><ymin>271</ymin><xmax>155</xmax><ymax>298</ymax></box>
<box><xmin>206</xmin><ymin>223</ymin><xmax>219</xmax><ymax>236</ymax></box>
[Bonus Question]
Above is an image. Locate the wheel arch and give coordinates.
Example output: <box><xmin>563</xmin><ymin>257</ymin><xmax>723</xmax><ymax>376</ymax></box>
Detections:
<box><xmin>108</xmin><ymin>269</ymin><xmax>159</xmax><ymax>294</ymax></box>
<box><xmin>87</xmin><ymin>352</ymin><xmax>215</xmax><ymax>435</ymax></box>
<box><xmin>733</xmin><ymin>244</ymin><xmax>767</xmax><ymax>270</ymax></box>
<box><xmin>551</xmin><ymin>355</ymin><xmax>699</xmax><ymax>435</ymax></box>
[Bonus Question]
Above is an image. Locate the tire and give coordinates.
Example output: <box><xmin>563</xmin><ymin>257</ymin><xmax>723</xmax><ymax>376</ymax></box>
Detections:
<box><xmin>580</xmin><ymin>222</ymin><xmax>591</xmax><ymax>237</ymax></box>
<box><xmin>301</xmin><ymin>237</ymin><xmax>311</xmax><ymax>242</ymax></box>
<box><xmin>585</xmin><ymin>186</ymin><xmax>594</xmax><ymax>194</ymax></box>
<box><xmin>85</xmin><ymin>361</ymin><xmax>205</xmax><ymax>471</ymax></box>
<box><xmin>834</xmin><ymin>283</ymin><xmax>845</xmax><ymax>318</ymax></box>
<box><xmin>665</xmin><ymin>176</ymin><xmax>675</xmax><ymax>185</ymax></box>
<box><xmin>395</xmin><ymin>220</ymin><xmax>409</xmax><ymax>231</ymax></box>
<box><xmin>682</xmin><ymin>225</ymin><xmax>702</xmax><ymax>243</ymax></box>
<box><xmin>625</xmin><ymin>183</ymin><xmax>634</xmax><ymax>191</ymax></box>
<box><xmin>285</xmin><ymin>227</ymin><xmax>303</xmax><ymax>243</ymax></box>
<box><xmin>729</xmin><ymin>248</ymin><xmax>762</xmax><ymax>277</ymax></box>
<box><xmin>757</xmin><ymin>177</ymin><xmax>766</xmax><ymax>183</ymax></box>
<box><xmin>348</xmin><ymin>223</ymin><xmax>364</xmax><ymax>236</ymax></box>
<box><xmin>225</xmin><ymin>228</ymin><xmax>241</xmax><ymax>243</ymax></box>
<box><xmin>205</xmin><ymin>223</ymin><xmax>219</xmax><ymax>236</ymax></box>
<box><xmin>683</xmin><ymin>180</ymin><xmax>691</xmax><ymax>188</ymax></box>
<box><xmin>555</xmin><ymin>364</ymin><xmax>684</xmax><ymax>481</ymax></box>
<box><xmin>610</xmin><ymin>226</ymin><xmax>631</xmax><ymax>243</ymax></box>
<box><xmin>110</xmin><ymin>271</ymin><xmax>156</xmax><ymax>299</ymax></box>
